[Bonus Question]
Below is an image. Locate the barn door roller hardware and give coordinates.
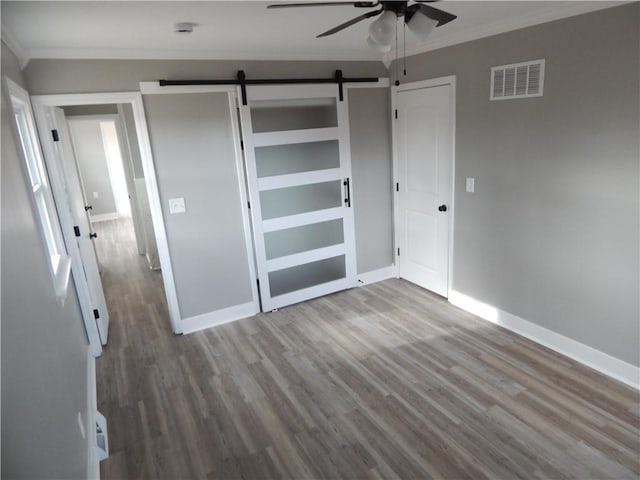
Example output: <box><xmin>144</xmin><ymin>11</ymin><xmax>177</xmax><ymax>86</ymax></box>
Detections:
<box><xmin>158</xmin><ymin>70</ymin><xmax>379</xmax><ymax>105</ymax></box>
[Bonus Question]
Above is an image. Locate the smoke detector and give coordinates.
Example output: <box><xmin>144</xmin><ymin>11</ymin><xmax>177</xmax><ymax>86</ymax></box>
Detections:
<box><xmin>174</xmin><ymin>22</ymin><xmax>196</xmax><ymax>34</ymax></box>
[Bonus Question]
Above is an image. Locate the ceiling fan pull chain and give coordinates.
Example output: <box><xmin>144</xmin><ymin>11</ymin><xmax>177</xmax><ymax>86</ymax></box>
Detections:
<box><xmin>394</xmin><ymin>17</ymin><xmax>400</xmax><ymax>86</ymax></box>
<box><xmin>403</xmin><ymin>20</ymin><xmax>407</xmax><ymax>78</ymax></box>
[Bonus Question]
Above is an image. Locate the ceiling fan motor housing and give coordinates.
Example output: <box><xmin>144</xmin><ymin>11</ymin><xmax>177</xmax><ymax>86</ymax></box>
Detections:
<box><xmin>267</xmin><ymin>1</ymin><xmax>457</xmax><ymax>40</ymax></box>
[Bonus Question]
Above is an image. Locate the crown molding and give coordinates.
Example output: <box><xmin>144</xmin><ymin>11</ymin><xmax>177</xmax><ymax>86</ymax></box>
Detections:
<box><xmin>383</xmin><ymin>1</ymin><xmax>629</xmax><ymax>64</ymax></box>
<box><xmin>26</xmin><ymin>46</ymin><xmax>384</xmax><ymax>64</ymax></box>
<box><xmin>6</xmin><ymin>1</ymin><xmax>628</xmax><ymax>68</ymax></box>
<box><xmin>1</xmin><ymin>24</ymin><xmax>31</xmax><ymax>69</ymax></box>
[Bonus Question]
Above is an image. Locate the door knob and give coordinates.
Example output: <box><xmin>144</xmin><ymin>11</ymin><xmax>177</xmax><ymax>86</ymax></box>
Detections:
<box><xmin>438</xmin><ymin>204</ymin><xmax>447</xmax><ymax>212</ymax></box>
<box><xmin>84</xmin><ymin>205</ymin><xmax>93</xmax><ymax>211</ymax></box>
<box><xmin>89</xmin><ymin>232</ymin><xmax>98</xmax><ymax>239</ymax></box>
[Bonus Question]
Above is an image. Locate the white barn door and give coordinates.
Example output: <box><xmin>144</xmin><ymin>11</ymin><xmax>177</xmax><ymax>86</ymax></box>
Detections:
<box><xmin>239</xmin><ymin>84</ymin><xmax>357</xmax><ymax>311</ymax></box>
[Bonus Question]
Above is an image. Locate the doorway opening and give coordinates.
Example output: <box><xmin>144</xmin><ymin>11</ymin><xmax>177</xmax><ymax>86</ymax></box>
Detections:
<box><xmin>65</xmin><ymin>110</ymin><xmax>159</xmax><ymax>265</ymax></box>
<box><xmin>61</xmin><ymin>106</ymin><xmax>166</xmax><ymax>345</ymax></box>
<box><xmin>32</xmin><ymin>92</ymin><xmax>181</xmax><ymax>356</ymax></box>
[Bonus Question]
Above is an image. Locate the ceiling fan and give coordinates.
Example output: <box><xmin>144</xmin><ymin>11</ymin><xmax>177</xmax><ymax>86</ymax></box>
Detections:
<box><xmin>267</xmin><ymin>1</ymin><xmax>457</xmax><ymax>51</ymax></box>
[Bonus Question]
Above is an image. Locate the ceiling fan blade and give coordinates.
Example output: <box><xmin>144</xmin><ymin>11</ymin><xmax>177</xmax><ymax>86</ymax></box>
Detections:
<box><xmin>268</xmin><ymin>2</ymin><xmax>377</xmax><ymax>8</ymax></box>
<box><xmin>316</xmin><ymin>7</ymin><xmax>383</xmax><ymax>38</ymax></box>
<box><xmin>407</xmin><ymin>3</ymin><xmax>457</xmax><ymax>26</ymax></box>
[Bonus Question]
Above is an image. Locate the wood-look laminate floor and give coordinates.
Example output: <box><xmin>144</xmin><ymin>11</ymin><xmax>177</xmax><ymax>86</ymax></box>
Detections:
<box><xmin>95</xmin><ymin>218</ymin><xmax>640</xmax><ymax>480</ymax></box>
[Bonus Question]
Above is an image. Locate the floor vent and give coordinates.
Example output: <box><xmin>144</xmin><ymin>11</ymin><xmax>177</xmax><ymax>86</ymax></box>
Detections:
<box><xmin>95</xmin><ymin>410</ymin><xmax>109</xmax><ymax>462</ymax></box>
<box><xmin>490</xmin><ymin>59</ymin><xmax>545</xmax><ymax>100</ymax></box>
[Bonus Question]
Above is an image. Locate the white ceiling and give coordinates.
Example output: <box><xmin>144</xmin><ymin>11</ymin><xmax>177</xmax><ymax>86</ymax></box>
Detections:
<box><xmin>1</xmin><ymin>1</ymin><xmax>624</xmax><ymax>66</ymax></box>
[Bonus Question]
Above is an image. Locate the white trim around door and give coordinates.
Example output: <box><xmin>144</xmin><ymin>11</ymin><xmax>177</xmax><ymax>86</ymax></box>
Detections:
<box><xmin>391</xmin><ymin>76</ymin><xmax>456</xmax><ymax>297</ymax></box>
<box><xmin>31</xmin><ymin>92</ymin><xmax>183</xmax><ymax>335</ymax></box>
<box><xmin>227</xmin><ymin>91</ymin><xmax>261</xmax><ymax>316</ymax></box>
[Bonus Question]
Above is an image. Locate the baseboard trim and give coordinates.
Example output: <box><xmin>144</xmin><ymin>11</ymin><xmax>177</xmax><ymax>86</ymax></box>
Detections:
<box><xmin>181</xmin><ymin>301</ymin><xmax>259</xmax><ymax>335</ymax></box>
<box><xmin>86</xmin><ymin>351</ymin><xmax>100</xmax><ymax>480</ymax></box>
<box><xmin>448</xmin><ymin>290</ymin><xmax>639</xmax><ymax>390</ymax></box>
<box><xmin>357</xmin><ymin>266</ymin><xmax>394</xmax><ymax>286</ymax></box>
<box><xmin>90</xmin><ymin>212</ymin><xmax>121</xmax><ymax>223</ymax></box>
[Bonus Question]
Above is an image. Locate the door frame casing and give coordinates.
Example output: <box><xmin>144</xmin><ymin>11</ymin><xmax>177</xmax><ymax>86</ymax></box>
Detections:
<box><xmin>391</xmin><ymin>76</ymin><xmax>457</xmax><ymax>297</ymax></box>
<box><xmin>227</xmin><ymin>90</ymin><xmax>262</xmax><ymax>316</ymax></box>
<box><xmin>31</xmin><ymin>92</ymin><xmax>183</xmax><ymax>335</ymax></box>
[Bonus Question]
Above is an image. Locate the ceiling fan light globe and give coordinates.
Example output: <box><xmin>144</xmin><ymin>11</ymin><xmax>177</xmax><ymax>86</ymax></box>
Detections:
<box><xmin>407</xmin><ymin>14</ymin><xmax>438</xmax><ymax>42</ymax></box>
<box><xmin>367</xmin><ymin>35</ymin><xmax>391</xmax><ymax>52</ymax></box>
<box><xmin>368</xmin><ymin>10</ymin><xmax>396</xmax><ymax>45</ymax></box>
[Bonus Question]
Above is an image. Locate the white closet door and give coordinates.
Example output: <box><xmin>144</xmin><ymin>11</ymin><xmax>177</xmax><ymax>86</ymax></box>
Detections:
<box><xmin>396</xmin><ymin>84</ymin><xmax>453</xmax><ymax>297</ymax></box>
<box><xmin>239</xmin><ymin>84</ymin><xmax>356</xmax><ymax>311</ymax></box>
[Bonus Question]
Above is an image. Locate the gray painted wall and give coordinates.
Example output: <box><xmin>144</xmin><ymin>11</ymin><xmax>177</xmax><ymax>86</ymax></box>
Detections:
<box><xmin>1</xmin><ymin>41</ymin><xmax>91</xmax><ymax>478</ymax></box>
<box><xmin>68</xmin><ymin>118</ymin><xmax>118</xmax><ymax>216</ymax></box>
<box><xmin>24</xmin><ymin>58</ymin><xmax>387</xmax><ymax>95</ymax></box>
<box><xmin>143</xmin><ymin>92</ymin><xmax>254</xmax><ymax>318</ymax></box>
<box><xmin>390</xmin><ymin>4</ymin><xmax>640</xmax><ymax>366</ymax></box>
<box><xmin>348</xmin><ymin>87</ymin><xmax>393</xmax><ymax>273</ymax></box>
<box><xmin>63</xmin><ymin>103</ymin><xmax>118</xmax><ymax>116</ymax></box>
<box><xmin>24</xmin><ymin>58</ymin><xmax>393</xmax><ymax>320</ymax></box>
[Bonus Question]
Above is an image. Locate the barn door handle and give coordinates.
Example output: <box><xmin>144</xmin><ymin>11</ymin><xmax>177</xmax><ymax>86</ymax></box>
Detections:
<box><xmin>89</xmin><ymin>232</ymin><xmax>98</xmax><ymax>239</ymax></box>
<box><xmin>343</xmin><ymin>178</ymin><xmax>351</xmax><ymax>208</ymax></box>
<box><xmin>438</xmin><ymin>204</ymin><xmax>447</xmax><ymax>212</ymax></box>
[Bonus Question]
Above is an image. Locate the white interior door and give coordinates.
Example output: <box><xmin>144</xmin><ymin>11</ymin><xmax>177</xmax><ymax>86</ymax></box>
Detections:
<box><xmin>396</xmin><ymin>84</ymin><xmax>453</xmax><ymax>297</ymax></box>
<box><xmin>240</xmin><ymin>84</ymin><xmax>357</xmax><ymax>311</ymax></box>
<box><xmin>50</xmin><ymin>107</ymin><xmax>110</xmax><ymax>343</ymax></box>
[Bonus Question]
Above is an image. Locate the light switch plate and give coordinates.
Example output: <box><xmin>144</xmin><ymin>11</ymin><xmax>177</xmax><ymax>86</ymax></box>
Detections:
<box><xmin>168</xmin><ymin>197</ymin><xmax>186</xmax><ymax>214</ymax></box>
<box><xmin>466</xmin><ymin>177</ymin><xmax>475</xmax><ymax>193</ymax></box>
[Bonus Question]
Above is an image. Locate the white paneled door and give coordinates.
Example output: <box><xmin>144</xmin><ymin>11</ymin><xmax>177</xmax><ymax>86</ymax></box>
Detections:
<box><xmin>239</xmin><ymin>84</ymin><xmax>357</xmax><ymax>311</ymax></box>
<box><xmin>50</xmin><ymin>107</ymin><xmax>110</xmax><ymax>343</ymax></box>
<box><xmin>396</xmin><ymin>84</ymin><xmax>453</xmax><ymax>297</ymax></box>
